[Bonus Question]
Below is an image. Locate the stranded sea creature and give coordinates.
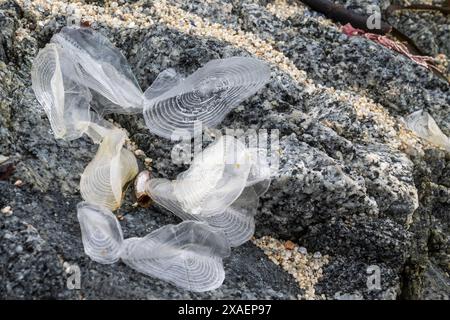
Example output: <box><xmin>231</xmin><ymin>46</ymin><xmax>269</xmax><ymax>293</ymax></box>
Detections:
<box><xmin>121</xmin><ymin>220</ymin><xmax>231</xmax><ymax>292</ymax></box>
<box><xmin>77</xmin><ymin>202</ymin><xmax>230</xmax><ymax>292</ymax></box>
<box><xmin>143</xmin><ymin>57</ymin><xmax>271</xmax><ymax>139</ymax></box>
<box><xmin>31</xmin><ymin>43</ymin><xmax>92</xmax><ymax>140</ymax></box>
<box><xmin>134</xmin><ymin>170</ymin><xmax>153</xmax><ymax>208</ymax></box>
<box><xmin>405</xmin><ymin>109</ymin><xmax>450</xmax><ymax>152</ymax></box>
<box><xmin>80</xmin><ymin>128</ymin><xmax>139</xmax><ymax>211</ymax></box>
<box><xmin>144</xmin><ymin>135</ymin><xmax>271</xmax><ymax>246</ymax></box>
<box><xmin>77</xmin><ymin>202</ymin><xmax>124</xmax><ymax>264</ymax></box>
<box><xmin>32</xmin><ymin>26</ymin><xmax>271</xmax><ymax>291</ymax></box>
<box><xmin>51</xmin><ymin>27</ymin><xmax>143</xmax><ymax>115</ymax></box>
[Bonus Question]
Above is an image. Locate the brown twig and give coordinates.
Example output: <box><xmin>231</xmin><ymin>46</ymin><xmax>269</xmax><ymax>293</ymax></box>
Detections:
<box><xmin>0</xmin><ymin>162</ymin><xmax>15</xmax><ymax>181</ymax></box>
<box><xmin>298</xmin><ymin>0</ymin><xmax>449</xmax><ymax>83</ymax></box>
<box><xmin>387</xmin><ymin>4</ymin><xmax>450</xmax><ymax>15</ymax></box>
<box><xmin>299</xmin><ymin>0</ymin><xmax>392</xmax><ymax>34</ymax></box>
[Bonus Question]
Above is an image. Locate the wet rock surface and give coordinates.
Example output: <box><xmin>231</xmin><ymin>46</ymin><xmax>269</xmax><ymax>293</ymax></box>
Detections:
<box><xmin>0</xmin><ymin>0</ymin><xmax>449</xmax><ymax>299</ymax></box>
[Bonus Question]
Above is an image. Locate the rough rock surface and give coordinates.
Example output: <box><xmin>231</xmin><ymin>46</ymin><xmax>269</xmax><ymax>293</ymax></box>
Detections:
<box><xmin>0</xmin><ymin>0</ymin><xmax>449</xmax><ymax>299</ymax></box>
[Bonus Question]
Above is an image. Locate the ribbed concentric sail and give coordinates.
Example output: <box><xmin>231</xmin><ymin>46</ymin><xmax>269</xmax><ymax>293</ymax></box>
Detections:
<box><xmin>77</xmin><ymin>202</ymin><xmax>124</xmax><ymax>264</ymax></box>
<box><xmin>51</xmin><ymin>27</ymin><xmax>143</xmax><ymax>115</ymax></box>
<box><xmin>174</xmin><ymin>136</ymin><xmax>252</xmax><ymax>216</ymax></box>
<box><xmin>405</xmin><ymin>110</ymin><xmax>450</xmax><ymax>152</ymax></box>
<box><xmin>143</xmin><ymin>57</ymin><xmax>271</xmax><ymax>139</ymax></box>
<box><xmin>205</xmin><ymin>186</ymin><xmax>259</xmax><ymax>247</ymax></box>
<box><xmin>120</xmin><ymin>221</ymin><xmax>230</xmax><ymax>292</ymax></box>
<box><xmin>146</xmin><ymin>136</ymin><xmax>270</xmax><ymax>246</ymax></box>
<box><xmin>31</xmin><ymin>43</ymin><xmax>92</xmax><ymax>140</ymax></box>
<box><xmin>146</xmin><ymin>178</ymin><xmax>200</xmax><ymax>221</ymax></box>
<box><xmin>32</xmin><ymin>26</ymin><xmax>274</xmax><ymax>292</ymax></box>
<box><xmin>144</xmin><ymin>68</ymin><xmax>182</xmax><ymax>101</ymax></box>
<box><xmin>80</xmin><ymin>129</ymin><xmax>139</xmax><ymax>211</ymax></box>
<box><xmin>147</xmin><ymin>136</ymin><xmax>251</xmax><ymax>218</ymax></box>
<box><xmin>246</xmin><ymin>148</ymin><xmax>272</xmax><ymax>196</ymax></box>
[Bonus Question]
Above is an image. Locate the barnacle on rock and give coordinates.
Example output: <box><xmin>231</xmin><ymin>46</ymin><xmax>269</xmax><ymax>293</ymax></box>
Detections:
<box><xmin>80</xmin><ymin>128</ymin><xmax>139</xmax><ymax>211</ymax></box>
<box><xmin>77</xmin><ymin>202</ymin><xmax>124</xmax><ymax>264</ymax></box>
<box><xmin>31</xmin><ymin>43</ymin><xmax>92</xmax><ymax>140</ymax></box>
<box><xmin>51</xmin><ymin>27</ymin><xmax>143</xmax><ymax>115</ymax></box>
<box><xmin>143</xmin><ymin>57</ymin><xmax>271</xmax><ymax>139</ymax></box>
<box><xmin>120</xmin><ymin>220</ymin><xmax>230</xmax><ymax>292</ymax></box>
<box><xmin>134</xmin><ymin>170</ymin><xmax>153</xmax><ymax>208</ymax></box>
<box><xmin>405</xmin><ymin>109</ymin><xmax>450</xmax><ymax>152</ymax></box>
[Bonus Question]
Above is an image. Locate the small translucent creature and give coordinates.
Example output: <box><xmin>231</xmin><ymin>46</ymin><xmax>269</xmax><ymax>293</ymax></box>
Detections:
<box><xmin>140</xmin><ymin>136</ymin><xmax>271</xmax><ymax>246</ymax></box>
<box><xmin>31</xmin><ymin>43</ymin><xmax>92</xmax><ymax>140</ymax></box>
<box><xmin>77</xmin><ymin>202</ymin><xmax>124</xmax><ymax>264</ymax></box>
<box><xmin>77</xmin><ymin>202</ymin><xmax>230</xmax><ymax>292</ymax></box>
<box><xmin>121</xmin><ymin>220</ymin><xmax>230</xmax><ymax>292</ymax></box>
<box><xmin>51</xmin><ymin>27</ymin><xmax>144</xmax><ymax>115</ymax></box>
<box><xmin>143</xmin><ymin>57</ymin><xmax>271</xmax><ymax>139</ymax></box>
<box><xmin>32</xmin><ymin>26</ymin><xmax>272</xmax><ymax>291</ymax></box>
<box><xmin>80</xmin><ymin>128</ymin><xmax>139</xmax><ymax>211</ymax></box>
<box><xmin>405</xmin><ymin>109</ymin><xmax>450</xmax><ymax>152</ymax></box>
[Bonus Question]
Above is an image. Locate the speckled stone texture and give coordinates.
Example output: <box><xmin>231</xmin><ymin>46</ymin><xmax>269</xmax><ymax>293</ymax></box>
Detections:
<box><xmin>0</xmin><ymin>0</ymin><xmax>449</xmax><ymax>299</ymax></box>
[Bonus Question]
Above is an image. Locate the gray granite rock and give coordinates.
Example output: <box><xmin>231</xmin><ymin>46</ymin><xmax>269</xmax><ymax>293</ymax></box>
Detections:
<box><xmin>0</xmin><ymin>0</ymin><xmax>449</xmax><ymax>299</ymax></box>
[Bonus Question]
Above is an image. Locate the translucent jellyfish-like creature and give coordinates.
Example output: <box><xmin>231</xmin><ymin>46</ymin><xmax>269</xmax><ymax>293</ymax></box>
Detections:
<box><xmin>147</xmin><ymin>136</ymin><xmax>251</xmax><ymax>218</ymax></box>
<box><xmin>143</xmin><ymin>57</ymin><xmax>271</xmax><ymax>139</ymax></box>
<box><xmin>80</xmin><ymin>128</ymin><xmax>139</xmax><ymax>211</ymax></box>
<box><xmin>405</xmin><ymin>109</ymin><xmax>450</xmax><ymax>152</ymax></box>
<box><xmin>121</xmin><ymin>220</ymin><xmax>230</xmax><ymax>292</ymax></box>
<box><xmin>51</xmin><ymin>27</ymin><xmax>143</xmax><ymax>115</ymax></box>
<box><xmin>32</xmin><ymin>26</ymin><xmax>274</xmax><ymax>291</ymax></box>
<box><xmin>77</xmin><ymin>202</ymin><xmax>124</xmax><ymax>264</ymax></box>
<box><xmin>31</xmin><ymin>43</ymin><xmax>92</xmax><ymax>140</ymax></box>
<box><xmin>142</xmin><ymin>136</ymin><xmax>271</xmax><ymax>246</ymax></box>
<box><xmin>134</xmin><ymin>170</ymin><xmax>153</xmax><ymax>208</ymax></box>
<box><xmin>77</xmin><ymin>202</ymin><xmax>230</xmax><ymax>292</ymax></box>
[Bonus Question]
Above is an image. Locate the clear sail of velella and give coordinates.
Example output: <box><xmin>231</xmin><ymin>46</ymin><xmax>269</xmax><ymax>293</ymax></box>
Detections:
<box><xmin>51</xmin><ymin>26</ymin><xmax>143</xmax><ymax>115</ymax></box>
<box><xmin>120</xmin><ymin>220</ymin><xmax>230</xmax><ymax>292</ymax></box>
<box><xmin>31</xmin><ymin>43</ymin><xmax>92</xmax><ymax>140</ymax></box>
<box><xmin>143</xmin><ymin>68</ymin><xmax>182</xmax><ymax>101</ymax></box>
<box><xmin>77</xmin><ymin>202</ymin><xmax>124</xmax><ymax>264</ymax></box>
<box><xmin>246</xmin><ymin>148</ymin><xmax>272</xmax><ymax>196</ymax></box>
<box><xmin>145</xmin><ymin>136</ymin><xmax>271</xmax><ymax>246</ymax></box>
<box><xmin>80</xmin><ymin>128</ymin><xmax>139</xmax><ymax>211</ymax></box>
<box><xmin>405</xmin><ymin>110</ymin><xmax>450</xmax><ymax>152</ymax></box>
<box><xmin>203</xmin><ymin>148</ymin><xmax>271</xmax><ymax>246</ymax></box>
<box><xmin>147</xmin><ymin>136</ymin><xmax>251</xmax><ymax>218</ymax></box>
<box><xmin>204</xmin><ymin>186</ymin><xmax>259</xmax><ymax>247</ymax></box>
<box><xmin>143</xmin><ymin>57</ymin><xmax>271</xmax><ymax>139</ymax></box>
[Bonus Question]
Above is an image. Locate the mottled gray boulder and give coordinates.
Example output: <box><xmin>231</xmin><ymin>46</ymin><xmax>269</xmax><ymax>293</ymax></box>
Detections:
<box><xmin>0</xmin><ymin>0</ymin><xmax>449</xmax><ymax>299</ymax></box>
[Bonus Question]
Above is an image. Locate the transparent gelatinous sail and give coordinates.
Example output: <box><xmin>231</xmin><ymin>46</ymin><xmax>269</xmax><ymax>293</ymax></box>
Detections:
<box><xmin>143</xmin><ymin>57</ymin><xmax>271</xmax><ymax>139</ymax></box>
<box><xmin>405</xmin><ymin>110</ymin><xmax>450</xmax><ymax>152</ymax></box>
<box><xmin>31</xmin><ymin>43</ymin><xmax>91</xmax><ymax>140</ymax></box>
<box><xmin>77</xmin><ymin>202</ymin><xmax>124</xmax><ymax>264</ymax></box>
<box><xmin>246</xmin><ymin>148</ymin><xmax>272</xmax><ymax>197</ymax></box>
<box><xmin>143</xmin><ymin>68</ymin><xmax>182</xmax><ymax>101</ymax></box>
<box><xmin>51</xmin><ymin>27</ymin><xmax>143</xmax><ymax>115</ymax></box>
<box><xmin>82</xmin><ymin>112</ymin><xmax>118</xmax><ymax>144</ymax></box>
<box><xmin>146</xmin><ymin>136</ymin><xmax>268</xmax><ymax>246</ymax></box>
<box><xmin>205</xmin><ymin>186</ymin><xmax>259</xmax><ymax>247</ymax></box>
<box><xmin>80</xmin><ymin>128</ymin><xmax>139</xmax><ymax>211</ymax></box>
<box><xmin>148</xmin><ymin>136</ymin><xmax>251</xmax><ymax>219</ymax></box>
<box><xmin>121</xmin><ymin>221</ymin><xmax>230</xmax><ymax>292</ymax></box>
